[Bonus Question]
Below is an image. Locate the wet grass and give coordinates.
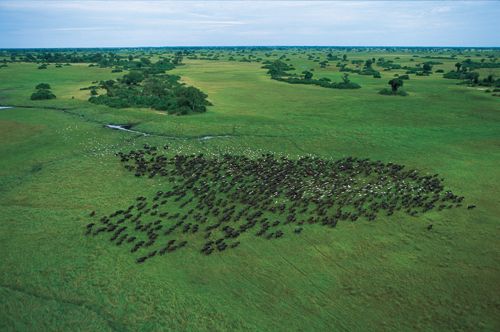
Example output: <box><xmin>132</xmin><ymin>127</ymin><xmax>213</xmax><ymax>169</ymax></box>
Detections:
<box><xmin>0</xmin><ymin>50</ymin><xmax>499</xmax><ymax>331</ymax></box>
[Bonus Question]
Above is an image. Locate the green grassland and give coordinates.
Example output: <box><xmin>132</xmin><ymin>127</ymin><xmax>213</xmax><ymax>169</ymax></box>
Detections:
<box><xmin>0</xmin><ymin>48</ymin><xmax>499</xmax><ymax>331</ymax></box>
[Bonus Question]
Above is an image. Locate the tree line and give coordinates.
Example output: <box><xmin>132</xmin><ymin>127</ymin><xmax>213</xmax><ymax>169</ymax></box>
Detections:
<box><xmin>262</xmin><ymin>60</ymin><xmax>361</xmax><ymax>89</ymax></box>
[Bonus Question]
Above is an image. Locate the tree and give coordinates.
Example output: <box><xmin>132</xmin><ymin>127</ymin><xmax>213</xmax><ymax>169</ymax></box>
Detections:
<box><xmin>455</xmin><ymin>62</ymin><xmax>462</xmax><ymax>72</ymax></box>
<box><xmin>176</xmin><ymin>86</ymin><xmax>209</xmax><ymax>113</ymax></box>
<box><xmin>302</xmin><ymin>70</ymin><xmax>313</xmax><ymax>80</ymax></box>
<box><xmin>262</xmin><ymin>60</ymin><xmax>293</xmax><ymax>78</ymax></box>
<box><xmin>143</xmin><ymin>77</ymin><xmax>171</xmax><ymax>97</ymax></box>
<box><xmin>31</xmin><ymin>89</ymin><xmax>56</xmax><ymax>100</ymax></box>
<box><xmin>122</xmin><ymin>71</ymin><xmax>144</xmax><ymax>85</ymax></box>
<box><xmin>36</xmin><ymin>83</ymin><xmax>51</xmax><ymax>90</ymax></box>
<box><xmin>423</xmin><ymin>63</ymin><xmax>433</xmax><ymax>73</ymax></box>
<box><xmin>364</xmin><ymin>59</ymin><xmax>373</xmax><ymax>69</ymax></box>
<box><xmin>342</xmin><ymin>73</ymin><xmax>350</xmax><ymax>84</ymax></box>
<box><xmin>388</xmin><ymin>78</ymin><xmax>404</xmax><ymax>93</ymax></box>
<box><xmin>485</xmin><ymin>74</ymin><xmax>494</xmax><ymax>84</ymax></box>
<box><xmin>173</xmin><ymin>52</ymin><xmax>183</xmax><ymax>65</ymax></box>
<box><xmin>466</xmin><ymin>72</ymin><xmax>480</xmax><ymax>85</ymax></box>
<box><xmin>140</xmin><ymin>57</ymin><xmax>151</xmax><ymax>65</ymax></box>
<box><xmin>342</xmin><ymin>54</ymin><xmax>347</xmax><ymax>61</ymax></box>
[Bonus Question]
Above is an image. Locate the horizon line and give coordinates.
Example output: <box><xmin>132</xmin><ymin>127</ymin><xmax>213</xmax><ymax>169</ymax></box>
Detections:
<box><xmin>1</xmin><ymin>45</ymin><xmax>500</xmax><ymax>50</ymax></box>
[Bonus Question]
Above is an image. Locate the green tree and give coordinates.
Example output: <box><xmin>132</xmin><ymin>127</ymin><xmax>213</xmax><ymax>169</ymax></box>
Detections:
<box><xmin>176</xmin><ymin>86</ymin><xmax>209</xmax><ymax>113</ymax></box>
<box><xmin>143</xmin><ymin>77</ymin><xmax>171</xmax><ymax>97</ymax></box>
<box><xmin>36</xmin><ymin>83</ymin><xmax>51</xmax><ymax>90</ymax></box>
<box><xmin>423</xmin><ymin>63</ymin><xmax>433</xmax><ymax>73</ymax></box>
<box><xmin>466</xmin><ymin>72</ymin><xmax>480</xmax><ymax>85</ymax></box>
<box><xmin>173</xmin><ymin>52</ymin><xmax>183</xmax><ymax>65</ymax></box>
<box><xmin>388</xmin><ymin>78</ymin><xmax>404</xmax><ymax>93</ymax></box>
<box><xmin>263</xmin><ymin>60</ymin><xmax>293</xmax><ymax>78</ymax></box>
<box><xmin>302</xmin><ymin>70</ymin><xmax>313</xmax><ymax>80</ymax></box>
<box><xmin>342</xmin><ymin>73</ymin><xmax>350</xmax><ymax>84</ymax></box>
<box><xmin>455</xmin><ymin>62</ymin><xmax>462</xmax><ymax>72</ymax></box>
<box><xmin>122</xmin><ymin>71</ymin><xmax>144</xmax><ymax>85</ymax></box>
<box><xmin>140</xmin><ymin>57</ymin><xmax>151</xmax><ymax>65</ymax></box>
<box><xmin>31</xmin><ymin>89</ymin><xmax>56</xmax><ymax>100</ymax></box>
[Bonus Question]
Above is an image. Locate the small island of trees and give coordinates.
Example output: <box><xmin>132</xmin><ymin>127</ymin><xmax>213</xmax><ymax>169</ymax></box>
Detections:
<box><xmin>88</xmin><ymin>71</ymin><xmax>211</xmax><ymax>115</ymax></box>
<box><xmin>262</xmin><ymin>60</ymin><xmax>361</xmax><ymax>89</ymax></box>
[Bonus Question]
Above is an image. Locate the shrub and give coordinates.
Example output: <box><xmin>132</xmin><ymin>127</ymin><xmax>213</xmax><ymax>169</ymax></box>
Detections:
<box><xmin>443</xmin><ymin>71</ymin><xmax>463</xmax><ymax>79</ymax></box>
<box><xmin>31</xmin><ymin>89</ymin><xmax>56</xmax><ymax>100</ymax></box>
<box><xmin>36</xmin><ymin>83</ymin><xmax>51</xmax><ymax>89</ymax></box>
<box><xmin>379</xmin><ymin>88</ymin><xmax>408</xmax><ymax>96</ymax></box>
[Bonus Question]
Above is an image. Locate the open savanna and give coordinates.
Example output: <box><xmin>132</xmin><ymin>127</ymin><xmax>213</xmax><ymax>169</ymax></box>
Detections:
<box><xmin>0</xmin><ymin>51</ymin><xmax>499</xmax><ymax>331</ymax></box>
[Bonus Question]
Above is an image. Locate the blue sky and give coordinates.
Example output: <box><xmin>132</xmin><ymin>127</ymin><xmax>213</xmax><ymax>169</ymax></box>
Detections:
<box><xmin>0</xmin><ymin>1</ymin><xmax>498</xmax><ymax>48</ymax></box>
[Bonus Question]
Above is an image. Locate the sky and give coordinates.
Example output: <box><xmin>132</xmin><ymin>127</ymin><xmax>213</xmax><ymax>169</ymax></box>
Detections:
<box><xmin>0</xmin><ymin>1</ymin><xmax>498</xmax><ymax>48</ymax></box>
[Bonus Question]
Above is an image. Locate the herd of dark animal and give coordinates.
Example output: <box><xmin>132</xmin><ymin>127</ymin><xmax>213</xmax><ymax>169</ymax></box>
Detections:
<box><xmin>85</xmin><ymin>144</ymin><xmax>474</xmax><ymax>264</ymax></box>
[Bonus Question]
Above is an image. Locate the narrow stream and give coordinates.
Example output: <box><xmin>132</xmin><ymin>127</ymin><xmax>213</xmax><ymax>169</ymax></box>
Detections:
<box><xmin>104</xmin><ymin>124</ymin><xmax>150</xmax><ymax>136</ymax></box>
<box><xmin>104</xmin><ymin>124</ymin><xmax>233</xmax><ymax>141</ymax></box>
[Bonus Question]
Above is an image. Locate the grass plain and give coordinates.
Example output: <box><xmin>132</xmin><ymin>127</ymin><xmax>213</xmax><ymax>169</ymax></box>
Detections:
<box><xmin>0</xmin><ymin>48</ymin><xmax>499</xmax><ymax>331</ymax></box>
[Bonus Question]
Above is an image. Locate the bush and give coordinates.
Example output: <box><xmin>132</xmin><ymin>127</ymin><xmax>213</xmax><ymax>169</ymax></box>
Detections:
<box><xmin>31</xmin><ymin>89</ymin><xmax>56</xmax><ymax>100</ymax></box>
<box><xmin>379</xmin><ymin>88</ymin><xmax>408</xmax><ymax>96</ymax></box>
<box><xmin>36</xmin><ymin>83</ymin><xmax>51</xmax><ymax>90</ymax></box>
<box><xmin>275</xmin><ymin>76</ymin><xmax>361</xmax><ymax>89</ymax></box>
<box><xmin>443</xmin><ymin>71</ymin><xmax>464</xmax><ymax>79</ymax></box>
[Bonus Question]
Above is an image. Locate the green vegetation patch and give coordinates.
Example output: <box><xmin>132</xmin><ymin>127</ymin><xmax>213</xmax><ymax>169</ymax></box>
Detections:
<box><xmin>88</xmin><ymin>71</ymin><xmax>211</xmax><ymax>115</ymax></box>
<box><xmin>30</xmin><ymin>83</ymin><xmax>56</xmax><ymax>100</ymax></box>
<box><xmin>263</xmin><ymin>60</ymin><xmax>361</xmax><ymax>89</ymax></box>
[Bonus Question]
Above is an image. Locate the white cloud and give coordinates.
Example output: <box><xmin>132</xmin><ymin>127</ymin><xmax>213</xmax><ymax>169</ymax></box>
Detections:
<box><xmin>0</xmin><ymin>1</ymin><xmax>498</xmax><ymax>47</ymax></box>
